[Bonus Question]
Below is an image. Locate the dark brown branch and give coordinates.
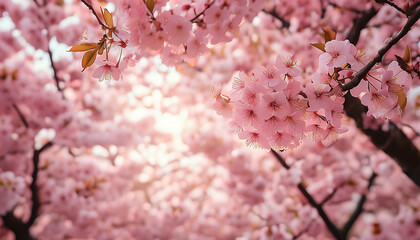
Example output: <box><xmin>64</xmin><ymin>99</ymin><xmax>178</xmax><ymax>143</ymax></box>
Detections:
<box><xmin>1</xmin><ymin>142</ymin><xmax>52</xmax><ymax>240</ymax></box>
<box><xmin>375</xmin><ymin>0</ymin><xmax>406</xmax><ymax>15</ymax></box>
<box><xmin>327</xmin><ymin>0</ymin><xmax>363</xmax><ymax>14</ymax></box>
<box><xmin>26</xmin><ymin>141</ymin><xmax>53</xmax><ymax>228</ymax></box>
<box><xmin>32</xmin><ymin>0</ymin><xmax>40</xmax><ymax>7</ymax></box>
<box><xmin>12</xmin><ymin>103</ymin><xmax>29</xmax><ymax>128</ymax></box>
<box><xmin>341</xmin><ymin>172</ymin><xmax>377</xmax><ymax>237</ymax></box>
<box><xmin>47</xmin><ymin>47</ymin><xmax>62</xmax><ymax>92</ymax></box>
<box><xmin>34</xmin><ymin>2</ymin><xmax>64</xmax><ymax>92</ymax></box>
<box><xmin>293</xmin><ymin>225</ymin><xmax>310</xmax><ymax>240</ymax></box>
<box><xmin>341</xmin><ymin>4</ymin><xmax>420</xmax><ymax>187</ymax></box>
<box><xmin>262</xmin><ymin>9</ymin><xmax>290</xmax><ymax>29</ymax></box>
<box><xmin>320</xmin><ymin>187</ymin><xmax>338</xmax><ymax>206</ymax></box>
<box><xmin>271</xmin><ymin>150</ymin><xmax>379</xmax><ymax>239</ymax></box>
<box><xmin>342</xmin><ymin>6</ymin><xmax>420</xmax><ymax>91</ymax></box>
<box><xmin>1</xmin><ymin>212</ymin><xmax>34</xmax><ymax>240</ymax></box>
<box><xmin>320</xmin><ymin>0</ymin><xmax>326</xmax><ymax>19</ymax></box>
<box><xmin>270</xmin><ymin>150</ymin><xmax>342</xmax><ymax>239</ymax></box>
<box><xmin>81</xmin><ymin>0</ymin><xmax>107</xmax><ymax>28</ymax></box>
<box><xmin>346</xmin><ymin>7</ymin><xmax>378</xmax><ymax>45</ymax></box>
<box><xmin>343</xmin><ymin>94</ymin><xmax>420</xmax><ymax>186</ymax></box>
<box><xmin>190</xmin><ymin>0</ymin><xmax>215</xmax><ymax>23</ymax></box>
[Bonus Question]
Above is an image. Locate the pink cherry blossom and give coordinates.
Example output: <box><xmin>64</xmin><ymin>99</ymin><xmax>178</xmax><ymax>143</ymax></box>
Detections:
<box><xmin>92</xmin><ymin>62</ymin><xmax>121</xmax><ymax>81</ymax></box>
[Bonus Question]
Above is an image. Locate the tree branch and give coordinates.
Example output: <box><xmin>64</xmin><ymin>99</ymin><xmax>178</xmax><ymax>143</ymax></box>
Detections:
<box><xmin>32</xmin><ymin>0</ymin><xmax>40</xmax><ymax>7</ymax></box>
<box><xmin>375</xmin><ymin>0</ymin><xmax>406</xmax><ymax>15</ymax></box>
<box><xmin>343</xmin><ymin>94</ymin><xmax>420</xmax><ymax>186</ymax></box>
<box><xmin>271</xmin><ymin>150</ymin><xmax>379</xmax><ymax>239</ymax></box>
<box><xmin>346</xmin><ymin>7</ymin><xmax>378</xmax><ymax>45</ymax></box>
<box><xmin>341</xmin><ymin>4</ymin><xmax>420</xmax><ymax>187</ymax></box>
<box><xmin>270</xmin><ymin>149</ymin><xmax>342</xmax><ymax>239</ymax></box>
<box><xmin>341</xmin><ymin>172</ymin><xmax>377</xmax><ymax>237</ymax></box>
<box><xmin>190</xmin><ymin>0</ymin><xmax>215</xmax><ymax>23</ymax></box>
<box><xmin>1</xmin><ymin>142</ymin><xmax>53</xmax><ymax>240</ymax></box>
<box><xmin>327</xmin><ymin>0</ymin><xmax>363</xmax><ymax>14</ymax></box>
<box><xmin>12</xmin><ymin>103</ymin><xmax>29</xmax><ymax>128</ymax></box>
<box><xmin>26</xmin><ymin>141</ymin><xmax>53</xmax><ymax>228</ymax></box>
<box><xmin>47</xmin><ymin>47</ymin><xmax>62</xmax><ymax>92</ymax></box>
<box><xmin>342</xmin><ymin>6</ymin><xmax>420</xmax><ymax>91</ymax></box>
<box><xmin>320</xmin><ymin>187</ymin><xmax>338</xmax><ymax>206</ymax></box>
<box><xmin>80</xmin><ymin>0</ymin><xmax>107</xmax><ymax>29</ymax></box>
<box><xmin>262</xmin><ymin>9</ymin><xmax>290</xmax><ymax>29</ymax></box>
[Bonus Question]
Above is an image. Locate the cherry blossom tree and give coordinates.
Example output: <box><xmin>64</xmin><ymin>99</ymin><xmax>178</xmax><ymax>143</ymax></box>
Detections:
<box><xmin>1</xmin><ymin>0</ymin><xmax>420</xmax><ymax>240</ymax></box>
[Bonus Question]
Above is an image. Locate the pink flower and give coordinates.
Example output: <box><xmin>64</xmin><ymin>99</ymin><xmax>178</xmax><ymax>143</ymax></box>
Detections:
<box><xmin>275</xmin><ymin>55</ymin><xmax>302</xmax><ymax>78</ymax></box>
<box><xmin>159</xmin><ymin>12</ymin><xmax>192</xmax><ymax>46</ymax></box>
<box><xmin>269</xmin><ymin>131</ymin><xmax>296</xmax><ymax>150</ymax></box>
<box><xmin>319</xmin><ymin>40</ymin><xmax>356</xmax><ymax>73</ymax></box>
<box><xmin>361</xmin><ymin>89</ymin><xmax>395</xmax><ymax>118</ymax></box>
<box><xmin>92</xmin><ymin>62</ymin><xmax>121</xmax><ymax>81</ymax></box>
<box><xmin>255</xmin><ymin>92</ymin><xmax>289</xmax><ymax>119</ymax></box>
<box><xmin>238</xmin><ymin>130</ymin><xmax>270</xmax><ymax>149</ymax></box>
<box><xmin>254</xmin><ymin>65</ymin><xmax>286</xmax><ymax>91</ymax></box>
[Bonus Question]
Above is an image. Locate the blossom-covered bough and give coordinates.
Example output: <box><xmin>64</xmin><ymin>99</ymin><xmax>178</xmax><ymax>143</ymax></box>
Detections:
<box><xmin>1</xmin><ymin>0</ymin><xmax>420</xmax><ymax>240</ymax></box>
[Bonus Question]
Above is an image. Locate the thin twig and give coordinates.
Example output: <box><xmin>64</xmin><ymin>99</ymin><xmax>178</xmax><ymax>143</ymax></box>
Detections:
<box><xmin>47</xmin><ymin>47</ymin><xmax>62</xmax><ymax>92</ymax></box>
<box><xmin>190</xmin><ymin>0</ymin><xmax>215</xmax><ymax>23</ymax></box>
<box><xmin>342</xmin><ymin>7</ymin><xmax>420</xmax><ymax>91</ymax></box>
<box><xmin>341</xmin><ymin>172</ymin><xmax>377</xmax><ymax>237</ymax></box>
<box><xmin>262</xmin><ymin>9</ymin><xmax>290</xmax><ymax>29</ymax></box>
<box><xmin>327</xmin><ymin>0</ymin><xmax>363</xmax><ymax>14</ymax></box>
<box><xmin>320</xmin><ymin>187</ymin><xmax>339</xmax><ymax>206</ymax></box>
<box><xmin>12</xmin><ymin>103</ymin><xmax>29</xmax><ymax>128</ymax></box>
<box><xmin>81</xmin><ymin>0</ymin><xmax>107</xmax><ymax>28</ymax></box>
<box><xmin>270</xmin><ymin>149</ymin><xmax>342</xmax><ymax>239</ymax></box>
<box><xmin>271</xmin><ymin>149</ymin><xmax>379</xmax><ymax>240</ymax></box>
<box><xmin>34</xmin><ymin>0</ymin><xmax>64</xmax><ymax>92</ymax></box>
<box><xmin>320</xmin><ymin>0</ymin><xmax>326</xmax><ymax>19</ymax></box>
<box><xmin>32</xmin><ymin>0</ymin><xmax>40</xmax><ymax>7</ymax></box>
<box><xmin>375</xmin><ymin>0</ymin><xmax>406</xmax><ymax>15</ymax></box>
<box><xmin>293</xmin><ymin>224</ymin><xmax>311</xmax><ymax>240</ymax></box>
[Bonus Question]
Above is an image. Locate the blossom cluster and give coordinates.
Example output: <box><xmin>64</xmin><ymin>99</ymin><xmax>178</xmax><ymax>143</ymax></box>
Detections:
<box><xmin>218</xmin><ymin>39</ymin><xmax>414</xmax><ymax>150</ymax></box>
<box><xmin>0</xmin><ymin>171</ymin><xmax>25</xmax><ymax>215</ymax></box>
<box><xmin>112</xmin><ymin>0</ymin><xmax>267</xmax><ymax>66</ymax></box>
<box><xmin>319</xmin><ymin>40</ymin><xmax>412</xmax><ymax>120</ymax></box>
<box><xmin>215</xmin><ymin>54</ymin><xmax>346</xmax><ymax>150</ymax></box>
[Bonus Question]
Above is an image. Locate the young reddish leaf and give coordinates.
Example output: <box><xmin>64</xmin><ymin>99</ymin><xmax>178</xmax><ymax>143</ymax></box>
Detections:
<box><xmin>81</xmin><ymin>50</ymin><xmax>98</xmax><ymax>71</ymax></box>
<box><xmin>323</xmin><ymin>28</ymin><xmax>336</xmax><ymax>43</ymax></box>
<box><xmin>395</xmin><ymin>86</ymin><xmax>407</xmax><ymax>114</ymax></box>
<box><xmin>69</xmin><ymin>43</ymin><xmax>98</xmax><ymax>52</ymax></box>
<box><xmin>145</xmin><ymin>0</ymin><xmax>155</xmax><ymax>14</ymax></box>
<box><xmin>395</xmin><ymin>55</ymin><xmax>412</xmax><ymax>73</ymax></box>
<box><xmin>405</xmin><ymin>2</ymin><xmax>412</xmax><ymax>16</ymax></box>
<box><xmin>311</xmin><ymin>43</ymin><xmax>326</xmax><ymax>52</ymax></box>
<box><xmin>103</xmin><ymin>8</ymin><xmax>114</xmax><ymax>28</ymax></box>
<box><xmin>98</xmin><ymin>43</ymin><xmax>105</xmax><ymax>55</ymax></box>
<box><xmin>403</xmin><ymin>45</ymin><xmax>411</xmax><ymax>63</ymax></box>
<box><xmin>1</xmin><ymin>68</ymin><xmax>6</xmax><ymax>80</ymax></box>
<box><xmin>11</xmin><ymin>69</ymin><xmax>18</xmax><ymax>81</ymax></box>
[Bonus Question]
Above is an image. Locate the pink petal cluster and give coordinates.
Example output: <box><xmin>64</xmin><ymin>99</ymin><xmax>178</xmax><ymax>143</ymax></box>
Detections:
<box><xmin>0</xmin><ymin>171</ymin><xmax>25</xmax><ymax>215</ymax></box>
<box><xmin>92</xmin><ymin>62</ymin><xmax>122</xmax><ymax>81</ymax></box>
<box><xmin>218</xmin><ymin>55</ymin><xmax>348</xmax><ymax>150</ymax></box>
